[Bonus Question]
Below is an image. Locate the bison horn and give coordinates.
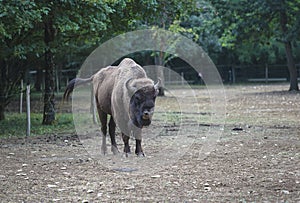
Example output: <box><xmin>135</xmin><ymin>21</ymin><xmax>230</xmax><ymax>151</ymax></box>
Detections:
<box><xmin>125</xmin><ymin>78</ymin><xmax>137</xmax><ymax>94</ymax></box>
<box><xmin>154</xmin><ymin>78</ymin><xmax>161</xmax><ymax>91</ymax></box>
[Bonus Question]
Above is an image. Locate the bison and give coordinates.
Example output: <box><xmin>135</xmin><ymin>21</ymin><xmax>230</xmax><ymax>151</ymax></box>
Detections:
<box><xmin>64</xmin><ymin>58</ymin><xmax>159</xmax><ymax>156</ymax></box>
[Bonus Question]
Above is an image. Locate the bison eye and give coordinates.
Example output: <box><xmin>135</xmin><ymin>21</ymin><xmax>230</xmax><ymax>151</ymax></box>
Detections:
<box><xmin>134</xmin><ymin>95</ymin><xmax>142</xmax><ymax>102</ymax></box>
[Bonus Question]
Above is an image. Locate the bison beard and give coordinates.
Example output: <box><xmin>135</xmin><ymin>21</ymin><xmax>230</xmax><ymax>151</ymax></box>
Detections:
<box><xmin>63</xmin><ymin>58</ymin><xmax>159</xmax><ymax>157</ymax></box>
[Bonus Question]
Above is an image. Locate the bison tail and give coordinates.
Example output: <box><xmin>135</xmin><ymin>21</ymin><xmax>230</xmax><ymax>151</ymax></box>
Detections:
<box><xmin>63</xmin><ymin>77</ymin><xmax>93</xmax><ymax>102</ymax></box>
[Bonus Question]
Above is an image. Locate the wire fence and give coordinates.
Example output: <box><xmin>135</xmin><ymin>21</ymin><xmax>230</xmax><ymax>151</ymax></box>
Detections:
<box><xmin>24</xmin><ymin>64</ymin><xmax>300</xmax><ymax>93</ymax></box>
<box><xmin>5</xmin><ymin>63</ymin><xmax>299</xmax><ymax>137</ymax></box>
<box><xmin>217</xmin><ymin>64</ymin><xmax>300</xmax><ymax>84</ymax></box>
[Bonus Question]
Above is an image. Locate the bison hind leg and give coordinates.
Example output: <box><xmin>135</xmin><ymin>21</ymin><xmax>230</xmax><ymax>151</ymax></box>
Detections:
<box><xmin>111</xmin><ymin>145</ymin><xmax>119</xmax><ymax>155</ymax></box>
<box><xmin>98</xmin><ymin>110</ymin><xmax>108</xmax><ymax>155</ymax></box>
<box><xmin>109</xmin><ymin>117</ymin><xmax>119</xmax><ymax>155</ymax></box>
<box><xmin>101</xmin><ymin>134</ymin><xmax>107</xmax><ymax>155</ymax></box>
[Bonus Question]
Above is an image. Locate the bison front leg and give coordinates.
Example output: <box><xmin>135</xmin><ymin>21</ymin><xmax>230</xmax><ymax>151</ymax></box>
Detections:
<box><xmin>122</xmin><ymin>133</ymin><xmax>131</xmax><ymax>157</ymax></box>
<box><xmin>132</xmin><ymin>128</ymin><xmax>144</xmax><ymax>157</ymax></box>
<box><xmin>135</xmin><ymin>139</ymin><xmax>144</xmax><ymax>157</ymax></box>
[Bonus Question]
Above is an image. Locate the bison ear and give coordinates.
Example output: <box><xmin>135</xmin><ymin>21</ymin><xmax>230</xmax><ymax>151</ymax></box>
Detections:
<box><xmin>154</xmin><ymin>78</ymin><xmax>161</xmax><ymax>95</ymax></box>
<box><xmin>125</xmin><ymin>78</ymin><xmax>137</xmax><ymax>94</ymax></box>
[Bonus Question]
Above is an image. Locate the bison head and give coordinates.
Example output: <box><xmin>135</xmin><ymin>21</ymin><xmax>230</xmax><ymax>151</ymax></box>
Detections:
<box><xmin>127</xmin><ymin>79</ymin><xmax>160</xmax><ymax>128</ymax></box>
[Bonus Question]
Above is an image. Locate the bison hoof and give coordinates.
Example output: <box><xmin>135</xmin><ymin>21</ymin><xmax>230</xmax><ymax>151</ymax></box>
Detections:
<box><xmin>101</xmin><ymin>145</ymin><xmax>107</xmax><ymax>155</ymax></box>
<box><xmin>111</xmin><ymin>146</ymin><xmax>119</xmax><ymax>155</ymax></box>
<box><xmin>136</xmin><ymin>152</ymin><xmax>145</xmax><ymax>157</ymax></box>
<box><xmin>124</xmin><ymin>146</ymin><xmax>131</xmax><ymax>154</ymax></box>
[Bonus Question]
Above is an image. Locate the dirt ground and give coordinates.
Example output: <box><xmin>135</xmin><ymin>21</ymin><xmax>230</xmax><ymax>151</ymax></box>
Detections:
<box><xmin>0</xmin><ymin>83</ymin><xmax>299</xmax><ymax>202</ymax></box>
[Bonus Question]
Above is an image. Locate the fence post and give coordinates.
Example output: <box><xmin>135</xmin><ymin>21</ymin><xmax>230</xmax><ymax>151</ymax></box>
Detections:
<box><xmin>265</xmin><ymin>64</ymin><xmax>268</xmax><ymax>83</ymax></box>
<box><xmin>55</xmin><ymin>68</ymin><xmax>59</xmax><ymax>93</ymax></box>
<box><xmin>168</xmin><ymin>68</ymin><xmax>171</xmax><ymax>85</ymax></box>
<box><xmin>232</xmin><ymin>66</ymin><xmax>236</xmax><ymax>83</ymax></box>
<box><xmin>20</xmin><ymin>79</ymin><xmax>23</xmax><ymax>114</ymax></box>
<box><xmin>26</xmin><ymin>84</ymin><xmax>31</xmax><ymax>137</ymax></box>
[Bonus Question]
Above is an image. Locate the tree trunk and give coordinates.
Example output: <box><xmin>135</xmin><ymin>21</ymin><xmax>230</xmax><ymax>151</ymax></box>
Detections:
<box><xmin>43</xmin><ymin>49</ymin><xmax>55</xmax><ymax>124</ymax></box>
<box><xmin>0</xmin><ymin>105</ymin><xmax>5</xmax><ymax>120</ymax></box>
<box><xmin>42</xmin><ymin>19</ymin><xmax>56</xmax><ymax>125</ymax></box>
<box><xmin>279</xmin><ymin>2</ymin><xmax>299</xmax><ymax>91</ymax></box>
<box><xmin>0</xmin><ymin>60</ymin><xmax>8</xmax><ymax>121</ymax></box>
<box><xmin>0</xmin><ymin>59</ymin><xmax>26</xmax><ymax>121</ymax></box>
<box><xmin>284</xmin><ymin>42</ymin><xmax>299</xmax><ymax>91</ymax></box>
<box><xmin>154</xmin><ymin>52</ymin><xmax>165</xmax><ymax>96</ymax></box>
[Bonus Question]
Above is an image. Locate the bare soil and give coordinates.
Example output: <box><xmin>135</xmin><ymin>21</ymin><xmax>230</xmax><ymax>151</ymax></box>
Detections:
<box><xmin>1</xmin><ymin>84</ymin><xmax>299</xmax><ymax>202</ymax></box>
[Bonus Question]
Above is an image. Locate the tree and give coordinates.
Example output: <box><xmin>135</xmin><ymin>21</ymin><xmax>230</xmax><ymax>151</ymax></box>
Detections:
<box><xmin>0</xmin><ymin>1</ymin><xmax>46</xmax><ymax>120</ymax></box>
<box><xmin>153</xmin><ymin>0</ymin><xmax>199</xmax><ymax>96</ymax></box>
<box><xmin>210</xmin><ymin>0</ymin><xmax>300</xmax><ymax>90</ymax></box>
<box><xmin>123</xmin><ymin>0</ymin><xmax>200</xmax><ymax>95</ymax></box>
<box><xmin>277</xmin><ymin>0</ymin><xmax>300</xmax><ymax>91</ymax></box>
<box><xmin>174</xmin><ymin>1</ymin><xmax>223</xmax><ymax>62</ymax></box>
<box><xmin>0</xmin><ymin>0</ymin><xmax>114</xmax><ymax>121</ymax></box>
<box><xmin>37</xmin><ymin>0</ymin><xmax>113</xmax><ymax>124</ymax></box>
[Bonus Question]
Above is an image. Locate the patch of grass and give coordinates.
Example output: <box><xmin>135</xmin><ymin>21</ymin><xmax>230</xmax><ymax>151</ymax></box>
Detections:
<box><xmin>0</xmin><ymin>113</ymin><xmax>75</xmax><ymax>138</ymax></box>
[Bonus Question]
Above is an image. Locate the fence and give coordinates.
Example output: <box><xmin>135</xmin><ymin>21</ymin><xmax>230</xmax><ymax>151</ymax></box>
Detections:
<box><xmin>218</xmin><ymin>64</ymin><xmax>300</xmax><ymax>84</ymax></box>
<box><xmin>155</xmin><ymin>64</ymin><xmax>300</xmax><ymax>85</ymax></box>
<box><xmin>27</xmin><ymin>69</ymin><xmax>77</xmax><ymax>92</ymax></box>
<box><xmin>26</xmin><ymin>64</ymin><xmax>300</xmax><ymax>91</ymax></box>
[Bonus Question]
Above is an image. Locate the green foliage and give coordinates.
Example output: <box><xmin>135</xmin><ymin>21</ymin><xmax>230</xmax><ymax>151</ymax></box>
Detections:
<box><xmin>175</xmin><ymin>1</ymin><xmax>223</xmax><ymax>60</ymax></box>
<box><xmin>209</xmin><ymin>0</ymin><xmax>300</xmax><ymax>64</ymax></box>
<box><xmin>0</xmin><ymin>113</ymin><xmax>75</xmax><ymax>137</ymax></box>
<box><xmin>0</xmin><ymin>0</ymin><xmax>114</xmax><ymax>121</ymax></box>
<box><xmin>0</xmin><ymin>1</ymin><xmax>47</xmax><ymax>59</ymax></box>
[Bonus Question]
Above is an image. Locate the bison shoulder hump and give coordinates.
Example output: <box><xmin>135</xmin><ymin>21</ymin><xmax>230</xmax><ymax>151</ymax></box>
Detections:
<box><xmin>118</xmin><ymin>58</ymin><xmax>137</xmax><ymax>68</ymax></box>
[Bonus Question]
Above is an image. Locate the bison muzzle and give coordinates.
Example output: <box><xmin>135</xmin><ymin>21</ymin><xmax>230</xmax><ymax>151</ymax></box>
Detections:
<box><xmin>64</xmin><ymin>58</ymin><xmax>160</xmax><ymax>157</ymax></box>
